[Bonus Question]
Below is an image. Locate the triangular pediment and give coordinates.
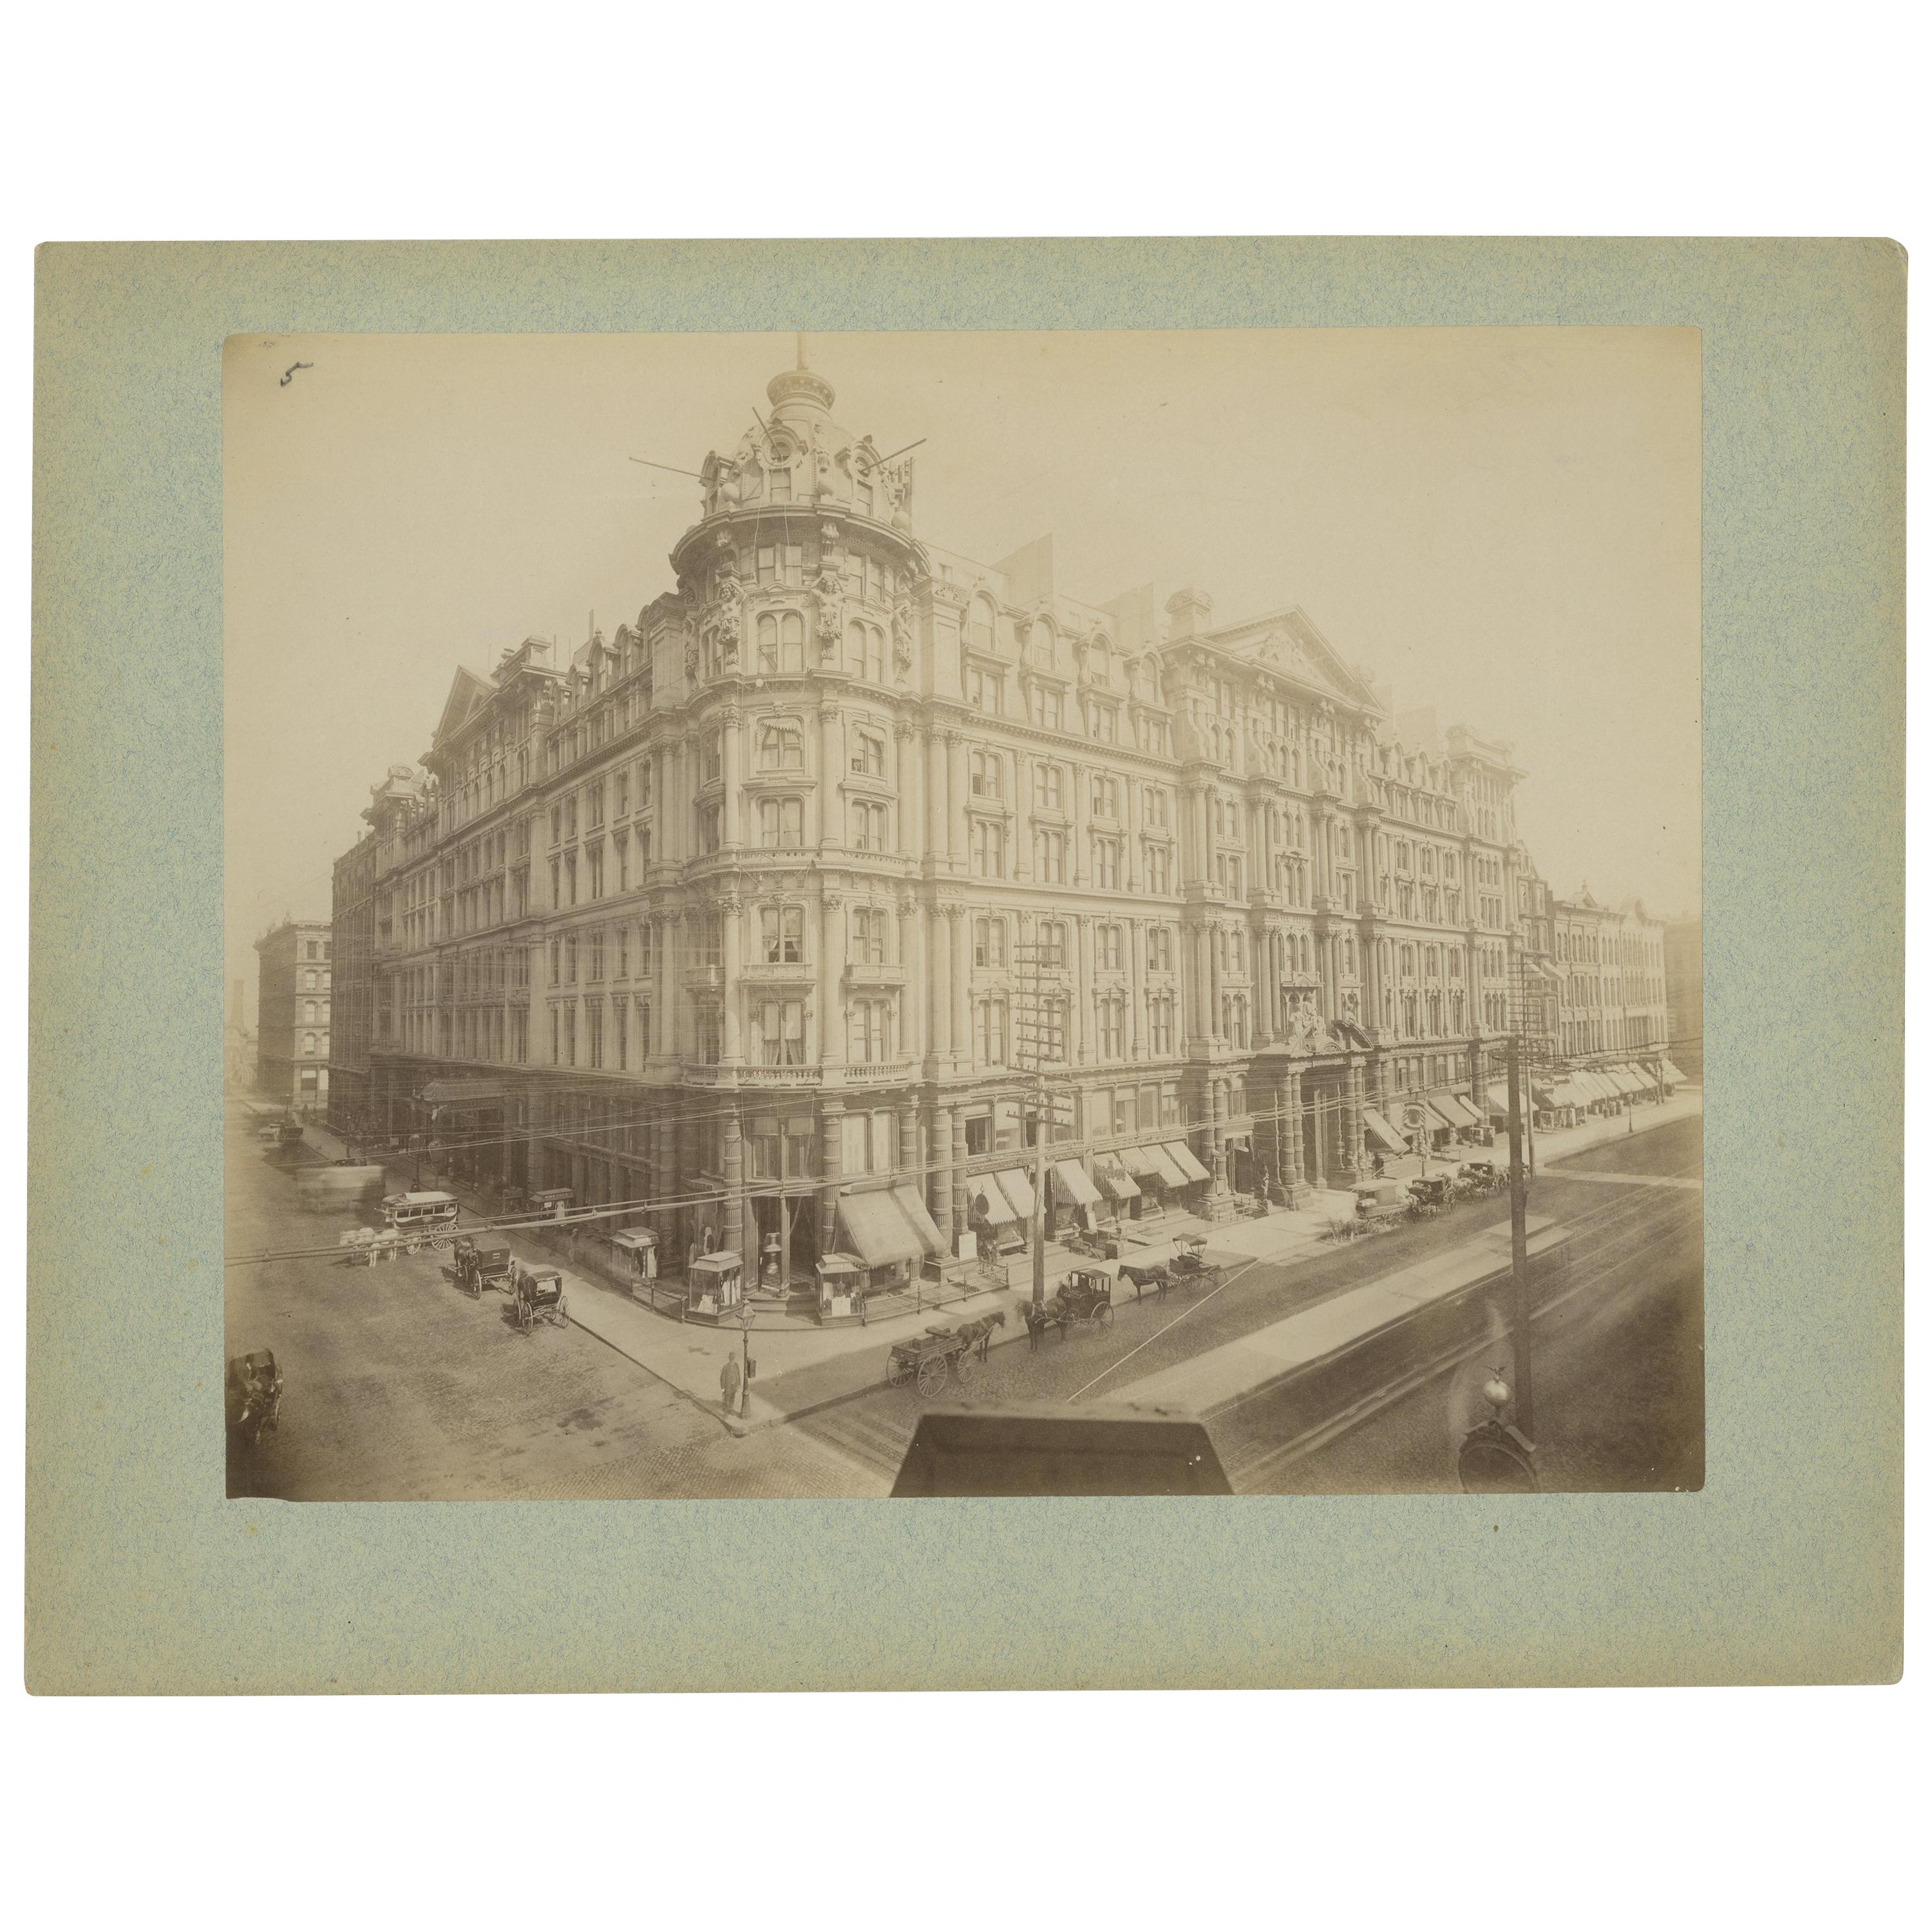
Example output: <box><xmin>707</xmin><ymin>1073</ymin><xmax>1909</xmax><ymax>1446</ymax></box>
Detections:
<box><xmin>1197</xmin><ymin>607</ymin><xmax>1384</xmax><ymax>714</ymax></box>
<box><xmin>431</xmin><ymin>665</ymin><xmax>495</xmax><ymax>748</ymax></box>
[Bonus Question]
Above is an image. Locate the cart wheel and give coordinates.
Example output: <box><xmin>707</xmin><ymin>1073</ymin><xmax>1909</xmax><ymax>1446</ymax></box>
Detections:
<box><xmin>886</xmin><ymin>1359</ymin><xmax>908</xmax><ymax>1387</ymax></box>
<box><xmin>1096</xmin><ymin>1303</ymin><xmax>1114</xmax><ymax>1327</ymax></box>
<box><xmin>953</xmin><ymin>1350</ymin><xmax>982</xmax><ymax>1390</ymax></box>
<box><xmin>554</xmin><ymin>1299</ymin><xmax>569</xmax><ymax>1327</ymax></box>
<box><xmin>916</xmin><ymin>1354</ymin><xmax>949</xmax><ymax>1397</ymax></box>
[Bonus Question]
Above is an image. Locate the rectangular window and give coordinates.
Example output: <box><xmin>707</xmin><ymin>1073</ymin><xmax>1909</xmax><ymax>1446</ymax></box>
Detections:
<box><xmin>852</xmin><ymin>800</ymin><xmax>888</xmax><ymax>851</ymax></box>
<box><xmin>759</xmin><ymin>1000</ymin><xmax>806</xmax><ymax>1066</ymax></box>
<box><xmin>758</xmin><ymin>797</ymin><xmax>804</xmax><ymax>848</ymax></box>
<box><xmin>762</xmin><ymin>905</ymin><xmax>804</xmax><ymax>963</ymax></box>
<box><xmin>759</xmin><ymin>719</ymin><xmax>805</xmax><ymax>770</ymax></box>
<box><xmin>851</xmin><ymin>729</ymin><xmax>886</xmax><ymax>778</ymax></box>
<box><xmin>967</xmin><ymin>665</ymin><xmax>1004</xmax><ymax>714</ymax></box>
<box><xmin>1035</xmin><ymin>828</ymin><xmax>1065</xmax><ymax>884</ymax></box>
<box><xmin>1094</xmin><ymin>837</ymin><xmax>1122</xmax><ymax>891</ymax></box>
<box><xmin>1029</xmin><ymin>685</ymin><xmax>1063</xmax><ymax>730</ymax></box>
<box><xmin>1033</xmin><ymin>763</ymin><xmax>1063</xmax><ymax>810</ymax></box>
<box><xmin>852</xmin><ymin>907</ymin><xmax>887</xmax><ymax>965</ymax></box>
<box><xmin>971</xmin><ymin>819</ymin><xmax>1005</xmax><ymax>878</ymax></box>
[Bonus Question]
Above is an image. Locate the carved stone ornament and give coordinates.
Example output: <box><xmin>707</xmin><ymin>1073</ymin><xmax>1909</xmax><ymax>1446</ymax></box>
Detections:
<box><xmin>891</xmin><ymin>596</ymin><xmax>914</xmax><ymax>672</ymax></box>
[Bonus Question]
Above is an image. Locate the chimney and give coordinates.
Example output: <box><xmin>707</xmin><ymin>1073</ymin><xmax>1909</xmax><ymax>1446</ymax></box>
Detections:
<box><xmin>1166</xmin><ymin>587</ymin><xmax>1213</xmax><ymax>639</ymax></box>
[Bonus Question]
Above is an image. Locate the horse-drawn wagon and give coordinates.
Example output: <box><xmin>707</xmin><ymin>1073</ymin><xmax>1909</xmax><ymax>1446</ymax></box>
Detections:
<box><xmin>886</xmin><ymin>1312</ymin><xmax>1005</xmax><ymax>1396</ymax></box>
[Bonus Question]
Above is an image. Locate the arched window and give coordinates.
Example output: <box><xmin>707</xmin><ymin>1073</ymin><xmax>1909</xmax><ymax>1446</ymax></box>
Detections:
<box><xmin>758</xmin><ymin>719</ymin><xmax>804</xmax><ymax>770</ymax></box>
<box><xmin>969</xmin><ymin>749</ymin><xmax>1003</xmax><ymax>799</ymax></box>
<box><xmin>971</xmin><ymin>597</ymin><xmax>996</xmax><ymax>654</ymax></box>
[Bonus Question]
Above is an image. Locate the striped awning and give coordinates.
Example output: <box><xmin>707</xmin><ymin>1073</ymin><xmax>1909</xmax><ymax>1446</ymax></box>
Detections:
<box><xmin>1149</xmin><ymin>1144</ymin><xmax>1190</xmax><ymax>1188</ymax></box>
<box><xmin>969</xmin><ymin>1177</ymin><xmax>1018</xmax><ymax>1225</ymax></box>
<box><xmin>1123</xmin><ymin>1144</ymin><xmax>1168</xmax><ymax>1180</ymax></box>
<box><xmin>1547</xmin><ymin>1080</ymin><xmax>1591</xmax><ymax>1108</ymax></box>
<box><xmin>1660</xmin><ymin>1058</ymin><xmax>1689</xmax><ymax>1085</ymax></box>
<box><xmin>1361</xmin><ymin>1104</ymin><xmax>1408</xmax><ymax>1153</ymax></box>
<box><xmin>1163</xmin><ymin>1141</ymin><xmax>1212</xmax><ymax>1184</ymax></box>
<box><xmin>1423</xmin><ymin>1099</ymin><xmax>1463</xmax><ymax>1134</ymax></box>
<box><xmin>891</xmin><ymin>1184</ymin><xmax>947</xmax><ymax>1258</ymax></box>
<box><xmin>1092</xmin><ymin>1153</ymin><xmax>1141</xmax><ymax>1200</ymax></box>
<box><xmin>992</xmin><ymin>1167</ymin><xmax>1036</xmax><ymax>1219</ymax></box>
<box><xmin>838</xmin><ymin>1189</ymin><xmax>923</xmax><ymax>1267</ymax></box>
<box><xmin>1438</xmin><ymin>1095</ymin><xmax>1485</xmax><ymax>1130</ymax></box>
<box><xmin>1054</xmin><ymin>1159</ymin><xmax>1103</xmax><ymax>1207</ymax></box>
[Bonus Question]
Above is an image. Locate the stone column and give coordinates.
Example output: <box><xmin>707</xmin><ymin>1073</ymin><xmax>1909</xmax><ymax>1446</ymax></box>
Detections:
<box><xmin>721</xmin><ymin>1108</ymin><xmax>748</xmax><ymax>1273</ymax></box>
<box><xmin>895</xmin><ymin>724</ymin><xmax>916</xmax><ymax>860</ymax></box>
<box><xmin>817</xmin><ymin>1097</ymin><xmax>844</xmax><ymax>1262</ymax></box>
<box><xmin>1128</xmin><ymin>920</ymin><xmax>1144</xmax><ymax>1058</ymax></box>
<box><xmin>1208</xmin><ymin>924</ymin><xmax>1224</xmax><ymax>1041</ymax></box>
<box><xmin>820</xmin><ymin>892</ymin><xmax>846</xmax><ymax>1068</ymax></box>
<box><xmin>1281</xmin><ymin>1066</ymin><xmax>1305</xmax><ymax>1194</ymax></box>
<box><xmin>950</xmin><ymin>1108</ymin><xmax>969</xmax><ymax>1246</ymax></box>
<box><xmin>929</xmin><ymin>1101</ymin><xmax>953</xmax><ymax>1245</ymax></box>
<box><xmin>948</xmin><ymin>903</ymin><xmax>971</xmax><ymax>1072</ymax></box>
<box><xmin>655</xmin><ymin>909</ymin><xmax>677</xmax><ymax>1065</ymax></box>
<box><xmin>1341</xmin><ymin>1059</ymin><xmax>1365</xmax><ymax>1183</ymax></box>
<box><xmin>924</xmin><ymin>727</ymin><xmax>947</xmax><ymax>874</ymax></box>
<box><xmin>1307</xmin><ymin>1079</ymin><xmax>1327</xmax><ymax>1189</ymax></box>
<box><xmin>899</xmin><ymin>1108</ymin><xmax>919</xmax><ymax>1188</ymax></box>
<box><xmin>897</xmin><ymin>892</ymin><xmax>923</xmax><ymax>1063</ymax></box>
<box><xmin>1209</xmin><ymin>1075</ymin><xmax>1229</xmax><ymax>1196</ymax></box>
<box><xmin>819</xmin><ymin>702</ymin><xmax>843</xmax><ymax>848</ymax></box>
<box><xmin>1014</xmin><ymin>749</ymin><xmax>1034</xmax><ymax>880</ymax></box>
<box><xmin>721</xmin><ymin>708</ymin><xmax>743</xmax><ymax>850</ymax></box>
<box><xmin>944</xmin><ymin>731</ymin><xmax>965</xmax><ymax>871</ymax></box>
<box><xmin>1075</xmin><ymin>916</ymin><xmax>1095</xmax><ymax>1065</ymax></box>
<box><xmin>720</xmin><ymin>895</ymin><xmax>743</xmax><ymax>1066</ymax></box>
<box><xmin>929</xmin><ymin>905</ymin><xmax>952</xmax><ymax>1063</ymax></box>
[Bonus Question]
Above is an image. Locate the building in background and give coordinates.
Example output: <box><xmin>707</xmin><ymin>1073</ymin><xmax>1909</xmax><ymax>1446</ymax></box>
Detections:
<box><xmin>223</xmin><ymin>978</ymin><xmax>255</xmax><ymax>1090</ymax></box>
<box><xmin>335</xmin><ymin>351</ymin><xmax>1568</xmax><ymax>1289</ymax></box>
<box><xmin>1663</xmin><ymin>914</ymin><xmax>1703</xmax><ymax>1079</ymax></box>
<box><xmin>1553</xmin><ymin>889</ymin><xmax>1668</xmax><ymax>1062</ymax></box>
<box><xmin>328</xmin><ymin>766</ymin><xmax>422</xmax><ymax>1139</ymax></box>
<box><xmin>255</xmin><ymin>918</ymin><xmax>332</xmax><ymax>1110</ymax></box>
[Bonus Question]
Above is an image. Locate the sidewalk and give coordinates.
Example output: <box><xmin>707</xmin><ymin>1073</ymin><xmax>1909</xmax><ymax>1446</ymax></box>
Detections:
<box><xmin>1108</xmin><ymin>1214</ymin><xmax>1565</xmax><ymax>1415</ymax></box>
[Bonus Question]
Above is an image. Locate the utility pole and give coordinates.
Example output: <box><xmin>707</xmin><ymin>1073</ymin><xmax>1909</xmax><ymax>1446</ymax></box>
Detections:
<box><xmin>1505</xmin><ymin>1031</ymin><xmax>1535</xmax><ymax>1442</ymax></box>
<box><xmin>1013</xmin><ymin>934</ymin><xmax>1061</xmax><ymax>1314</ymax></box>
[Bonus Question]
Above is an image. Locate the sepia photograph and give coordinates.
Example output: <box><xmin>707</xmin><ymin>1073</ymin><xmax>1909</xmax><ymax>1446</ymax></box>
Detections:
<box><xmin>223</xmin><ymin>325</ymin><xmax>1702</xmax><ymax>1501</ymax></box>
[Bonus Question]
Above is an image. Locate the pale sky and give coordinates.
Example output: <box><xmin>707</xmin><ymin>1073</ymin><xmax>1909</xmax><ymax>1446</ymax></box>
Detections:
<box><xmin>224</xmin><ymin>327</ymin><xmax>1700</xmax><ymax>1024</ymax></box>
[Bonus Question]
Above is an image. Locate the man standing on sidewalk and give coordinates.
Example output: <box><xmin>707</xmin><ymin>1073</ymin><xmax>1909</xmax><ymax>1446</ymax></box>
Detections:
<box><xmin>719</xmin><ymin>1352</ymin><xmax>743</xmax><ymax>1420</ymax></box>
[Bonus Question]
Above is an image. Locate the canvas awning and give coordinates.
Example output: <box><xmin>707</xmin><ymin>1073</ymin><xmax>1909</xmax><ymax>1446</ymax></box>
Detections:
<box><xmin>419</xmin><ymin>1079</ymin><xmax>506</xmax><ymax>1109</ymax></box>
<box><xmin>969</xmin><ymin>1177</ymin><xmax>1018</xmax><ymax>1225</ymax></box>
<box><xmin>1054</xmin><ymin>1159</ymin><xmax>1103</xmax><ymax>1207</ymax></box>
<box><xmin>1361</xmin><ymin>1104</ymin><xmax>1407</xmax><ymax>1153</ymax></box>
<box><xmin>891</xmin><ymin>1184</ymin><xmax>947</xmax><ymax>1258</ymax></box>
<box><xmin>1423</xmin><ymin>1099</ymin><xmax>1463</xmax><ymax>1134</ymax></box>
<box><xmin>1608</xmin><ymin>1066</ymin><xmax>1645</xmax><ymax>1097</ymax></box>
<box><xmin>838</xmin><ymin>1189</ymin><xmax>924</xmax><ymax>1267</ymax></box>
<box><xmin>1660</xmin><ymin>1058</ymin><xmax>1689</xmax><ymax>1085</ymax></box>
<box><xmin>1092</xmin><ymin>1154</ymin><xmax>1141</xmax><ymax>1200</ymax></box>
<box><xmin>1548</xmin><ymin>1080</ymin><xmax>1591</xmax><ymax>1108</ymax></box>
<box><xmin>1485</xmin><ymin>1083</ymin><xmax>1513</xmax><ymax>1116</ymax></box>
<box><xmin>1438</xmin><ymin>1095</ymin><xmax>1485</xmax><ymax>1130</ymax></box>
<box><xmin>1577</xmin><ymin>1070</ymin><xmax>1618</xmax><ymax>1101</ymax></box>
<box><xmin>992</xmin><ymin>1167</ymin><xmax>1036</xmax><ymax>1219</ymax></box>
<box><xmin>1123</xmin><ymin>1144</ymin><xmax>1168</xmax><ymax>1181</ymax></box>
<box><xmin>1147</xmin><ymin>1144</ymin><xmax>1190</xmax><ymax>1188</ymax></box>
<box><xmin>1163</xmin><ymin>1141</ymin><xmax>1211</xmax><ymax>1184</ymax></box>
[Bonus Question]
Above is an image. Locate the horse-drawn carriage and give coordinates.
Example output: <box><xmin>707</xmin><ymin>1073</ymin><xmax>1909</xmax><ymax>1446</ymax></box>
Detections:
<box><xmin>1021</xmin><ymin>1267</ymin><xmax>1116</xmax><ymax>1346</ymax></box>
<box><xmin>1454</xmin><ymin>1160</ymin><xmax>1505</xmax><ymax>1200</ymax></box>
<box><xmin>886</xmin><ymin>1312</ymin><xmax>1006</xmax><ymax>1396</ymax></box>
<box><xmin>1166</xmin><ymin>1235</ymin><xmax>1223</xmax><ymax>1289</ymax></box>
<box><xmin>225</xmin><ymin>1349</ymin><xmax>283</xmax><ymax>1446</ymax></box>
<box><xmin>510</xmin><ymin>1262</ymin><xmax>569</xmax><ymax>1334</ymax></box>
<box><xmin>1407</xmin><ymin>1174</ymin><xmax>1459</xmax><ymax>1218</ymax></box>
<box><xmin>452</xmin><ymin>1233</ymin><xmax>515</xmax><ymax>1298</ymax></box>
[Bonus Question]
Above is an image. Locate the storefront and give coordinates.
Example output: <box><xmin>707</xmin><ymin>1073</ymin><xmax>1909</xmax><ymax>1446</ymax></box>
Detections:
<box><xmin>1361</xmin><ymin>1104</ymin><xmax>1408</xmax><ymax>1169</ymax></box>
<box><xmin>1090</xmin><ymin>1152</ymin><xmax>1141</xmax><ymax>1227</ymax></box>
<box><xmin>1161</xmin><ymin>1139</ymin><xmax>1211</xmax><ymax>1211</ymax></box>
<box><xmin>1052</xmin><ymin>1156</ymin><xmax>1104</xmax><ymax>1237</ymax></box>
<box><xmin>837</xmin><ymin>1185</ymin><xmax>930</xmax><ymax>1289</ymax></box>
<box><xmin>1124</xmin><ymin>1142</ymin><xmax>1188</xmax><ymax>1212</ymax></box>
<box><xmin>966</xmin><ymin>1173</ymin><xmax>1025</xmax><ymax>1255</ymax></box>
<box><xmin>813</xmin><ymin>1253</ymin><xmax>867</xmax><ymax>1327</ymax></box>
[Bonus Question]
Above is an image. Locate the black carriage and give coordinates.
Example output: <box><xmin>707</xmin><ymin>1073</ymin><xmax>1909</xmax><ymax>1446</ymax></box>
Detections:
<box><xmin>1407</xmin><ymin>1174</ymin><xmax>1458</xmax><ymax>1218</ymax></box>
<box><xmin>1166</xmin><ymin>1236</ymin><xmax>1224</xmax><ymax>1288</ymax></box>
<box><xmin>511</xmin><ymin>1263</ymin><xmax>569</xmax><ymax>1334</ymax></box>
<box><xmin>887</xmin><ymin>1312</ymin><xmax>1005</xmax><ymax>1397</ymax></box>
<box><xmin>1023</xmin><ymin>1268</ymin><xmax>1115</xmax><ymax>1346</ymax></box>
<box><xmin>225</xmin><ymin>1349</ymin><xmax>283</xmax><ymax>1446</ymax></box>
<box><xmin>453</xmin><ymin>1233</ymin><xmax>514</xmax><ymax>1298</ymax></box>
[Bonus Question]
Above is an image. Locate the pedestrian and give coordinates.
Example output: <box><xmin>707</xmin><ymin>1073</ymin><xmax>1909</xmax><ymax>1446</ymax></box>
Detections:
<box><xmin>719</xmin><ymin>1352</ymin><xmax>743</xmax><ymax>1419</ymax></box>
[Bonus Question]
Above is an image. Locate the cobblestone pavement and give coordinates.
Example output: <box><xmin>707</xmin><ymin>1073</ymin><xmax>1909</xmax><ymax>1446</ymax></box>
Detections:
<box><xmin>226</xmin><ymin>1112</ymin><xmax>720</xmax><ymax>1499</ymax></box>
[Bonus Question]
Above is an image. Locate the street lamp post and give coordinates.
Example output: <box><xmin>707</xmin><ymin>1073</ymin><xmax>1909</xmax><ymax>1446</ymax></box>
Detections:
<box><xmin>735</xmin><ymin>1295</ymin><xmax>756</xmax><ymax>1418</ymax></box>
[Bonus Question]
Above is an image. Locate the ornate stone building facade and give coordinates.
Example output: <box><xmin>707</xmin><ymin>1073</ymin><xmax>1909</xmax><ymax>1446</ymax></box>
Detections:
<box><xmin>337</xmin><ymin>354</ymin><xmax>1552</xmax><ymax>1279</ymax></box>
<box><xmin>1553</xmin><ymin>889</ymin><xmax>1669</xmax><ymax>1059</ymax></box>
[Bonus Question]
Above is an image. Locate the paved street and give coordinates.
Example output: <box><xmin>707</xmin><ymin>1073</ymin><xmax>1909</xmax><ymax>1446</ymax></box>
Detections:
<box><xmin>224</xmin><ymin>1102</ymin><xmax>875</xmax><ymax>1499</ymax></box>
<box><xmin>1233</xmin><ymin>1112</ymin><xmax>1704</xmax><ymax>1492</ymax></box>
<box><xmin>228</xmin><ymin>1096</ymin><xmax>1700</xmax><ymax>1498</ymax></box>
